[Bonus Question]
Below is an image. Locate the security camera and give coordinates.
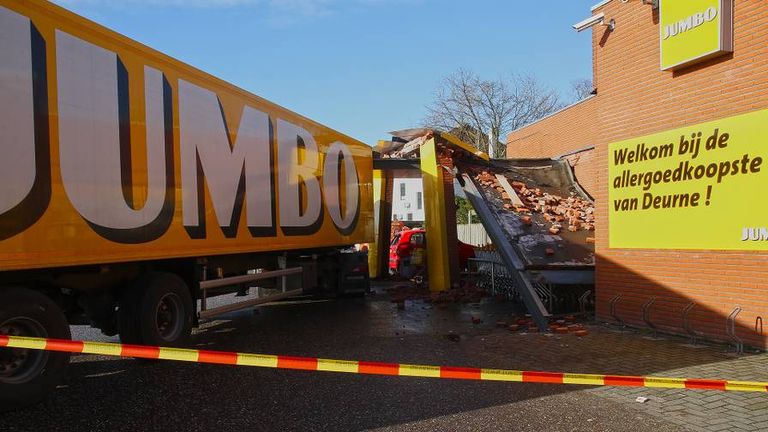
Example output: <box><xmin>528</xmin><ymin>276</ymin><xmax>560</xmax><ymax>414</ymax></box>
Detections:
<box><xmin>572</xmin><ymin>12</ymin><xmax>614</xmax><ymax>32</ymax></box>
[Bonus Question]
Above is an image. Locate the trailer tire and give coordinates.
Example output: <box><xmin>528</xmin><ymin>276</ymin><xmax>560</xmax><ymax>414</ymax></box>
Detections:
<box><xmin>118</xmin><ymin>272</ymin><xmax>193</xmax><ymax>348</ymax></box>
<box><xmin>0</xmin><ymin>287</ymin><xmax>71</xmax><ymax>412</ymax></box>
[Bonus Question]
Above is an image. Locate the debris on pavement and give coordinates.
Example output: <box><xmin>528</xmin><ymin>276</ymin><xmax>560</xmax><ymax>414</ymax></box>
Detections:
<box><xmin>385</xmin><ymin>280</ymin><xmax>490</xmax><ymax>305</ymax></box>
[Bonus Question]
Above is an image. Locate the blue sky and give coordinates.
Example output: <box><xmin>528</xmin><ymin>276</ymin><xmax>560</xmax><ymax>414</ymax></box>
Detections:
<box><xmin>52</xmin><ymin>0</ymin><xmax>597</xmax><ymax>145</ymax></box>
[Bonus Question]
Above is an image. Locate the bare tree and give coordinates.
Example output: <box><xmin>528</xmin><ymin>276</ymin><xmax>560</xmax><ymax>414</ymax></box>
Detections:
<box><xmin>570</xmin><ymin>78</ymin><xmax>594</xmax><ymax>102</ymax></box>
<box><xmin>424</xmin><ymin>69</ymin><xmax>561</xmax><ymax>158</ymax></box>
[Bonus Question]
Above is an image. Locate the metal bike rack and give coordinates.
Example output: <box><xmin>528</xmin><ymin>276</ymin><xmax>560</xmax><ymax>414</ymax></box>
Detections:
<box><xmin>578</xmin><ymin>290</ymin><xmax>592</xmax><ymax>315</ymax></box>
<box><xmin>681</xmin><ymin>302</ymin><xmax>701</xmax><ymax>346</ymax></box>
<box><xmin>609</xmin><ymin>294</ymin><xmax>624</xmax><ymax>327</ymax></box>
<box><xmin>726</xmin><ymin>306</ymin><xmax>744</xmax><ymax>355</ymax></box>
<box><xmin>756</xmin><ymin>316</ymin><xmax>764</xmax><ymax>337</ymax></box>
<box><xmin>468</xmin><ymin>257</ymin><xmax>500</xmax><ymax>296</ymax></box>
<box><xmin>641</xmin><ymin>297</ymin><xmax>658</xmax><ymax>338</ymax></box>
<box><xmin>532</xmin><ymin>281</ymin><xmax>555</xmax><ymax>312</ymax></box>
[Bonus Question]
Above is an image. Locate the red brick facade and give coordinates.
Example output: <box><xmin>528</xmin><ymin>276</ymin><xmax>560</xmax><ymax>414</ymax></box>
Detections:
<box><xmin>507</xmin><ymin>0</ymin><xmax>768</xmax><ymax>348</ymax></box>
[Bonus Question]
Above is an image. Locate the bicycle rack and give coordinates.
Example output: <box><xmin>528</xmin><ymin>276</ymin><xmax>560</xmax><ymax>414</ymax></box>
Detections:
<box><xmin>756</xmin><ymin>316</ymin><xmax>763</xmax><ymax>337</ymax></box>
<box><xmin>609</xmin><ymin>294</ymin><xmax>624</xmax><ymax>327</ymax></box>
<box><xmin>681</xmin><ymin>302</ymin><xmax>700</xmax><ymax>346</ymax></box>
<box><xmin>578</xmin><ymin>290</ymin><xmax>592</xmax><ymax>315</ymax></box>
<box><xmin>726</xmin><ymin>306</ymin><xmax>744</xmax><ymax>355</ymax></box>
<box><xmin>532</xmin><ymin>282</ymin><xmax>554</xmax><ymax>313</ymax></box>
<box><xmin>641</xmin><ymin>297</ymin><xmax>658</xmax><ymax>338</ymax></box>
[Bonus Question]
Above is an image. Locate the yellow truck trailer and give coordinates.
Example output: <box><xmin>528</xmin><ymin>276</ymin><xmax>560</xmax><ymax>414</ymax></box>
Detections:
<box><xmin>0</xmin><ymin>0</ymin><xmax>373</xmax><ymax>409</ymax></box>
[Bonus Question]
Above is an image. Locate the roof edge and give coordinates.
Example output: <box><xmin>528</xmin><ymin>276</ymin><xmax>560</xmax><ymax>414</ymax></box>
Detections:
<box><xmin>506</xmin><ymin>95</ymin><xmax>597</xmax><ymax>141</ymax></box>
<box><xmin>591</xmin><ymin>0</ymin><xmax>613</xmax><ymax>12</ymax></box>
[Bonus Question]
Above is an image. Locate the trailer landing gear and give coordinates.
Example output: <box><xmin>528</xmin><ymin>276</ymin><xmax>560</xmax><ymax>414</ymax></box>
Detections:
<box><xmin>0</xmin><ymin>288</ymin><xmax>71</xmax><ymax>412</ymax></box>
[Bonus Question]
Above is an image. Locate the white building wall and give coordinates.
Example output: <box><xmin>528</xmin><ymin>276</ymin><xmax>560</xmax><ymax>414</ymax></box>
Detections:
<box><xmin>391</xmin><ymin>178</ymin><xmax>424</xmax><ymax>222</ymax></box>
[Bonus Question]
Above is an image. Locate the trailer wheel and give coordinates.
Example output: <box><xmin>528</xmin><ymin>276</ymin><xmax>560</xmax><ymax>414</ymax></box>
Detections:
<box><xmin>0</xmin><ymin>287</ymin><xmax>71</xmax><ymax>412</ymax></box>
<box><xmin>118</xmin><ymin>272</ymin><xmax>193</xmax><ymax>347</ymax></box>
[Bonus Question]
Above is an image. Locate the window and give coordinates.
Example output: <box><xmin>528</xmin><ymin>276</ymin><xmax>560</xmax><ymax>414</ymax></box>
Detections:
<box><xmin>416</xmin><ymin>192</ymin><xmax>422</xmax><ymax>210</ymax></box>
<box><xmin>407</xmin><ymin>213</ymin><xmax>413</xmax><ymax>221</ymax></box>
<box><xmin>400</xmin><ymin>182</ymin><xmax>406</xmax><ymax>199</ymax></box>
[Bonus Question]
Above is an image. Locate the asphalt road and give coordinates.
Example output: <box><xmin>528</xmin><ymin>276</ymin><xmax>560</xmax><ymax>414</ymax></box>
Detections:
<box><xmin>0</xmin><ymin>284</ymin><xmax>681</xmax><ymax>432</ymax></box>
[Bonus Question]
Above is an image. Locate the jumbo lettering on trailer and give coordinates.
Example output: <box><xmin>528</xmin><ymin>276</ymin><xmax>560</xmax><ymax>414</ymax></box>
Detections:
<box><xmin>0</xmin><ymin>0</ymin><xmax>373</xmax><ymax>410</ymax></box>
<box><xmin>0</xmin><ymin>0</ymin><xmax>374</xmax><ymax>270</ymax></box>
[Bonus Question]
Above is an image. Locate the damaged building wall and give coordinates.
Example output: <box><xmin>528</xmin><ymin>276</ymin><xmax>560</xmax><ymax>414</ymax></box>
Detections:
<box><xmin>506</xmin><ymin>0</ymin><xmax>768</xmax><ymax>348</ymax></box>
<box><xmin>507</xmin><ymin>97</ymin><xmax>599</xmax><ymax>196</ymax></box>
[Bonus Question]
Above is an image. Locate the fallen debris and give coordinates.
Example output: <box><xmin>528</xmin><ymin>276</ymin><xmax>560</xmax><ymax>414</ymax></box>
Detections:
<box><xmin>473</xmin><ymin>170</ymin><xmax>595</xmax><ymax>239</ymax></box>
<box><xmin>503</xmin><ymin>314</ymin><xmax>591</xmax><ymax>336</ymax></box>
<box><xmin>386</xmin><ymin>280</ymin><xmax>490</xmax><ymax>306</ymax></box>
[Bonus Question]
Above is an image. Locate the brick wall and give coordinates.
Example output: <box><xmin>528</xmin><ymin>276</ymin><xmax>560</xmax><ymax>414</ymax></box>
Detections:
<box><xmin>506</xmin><ymin>0</ymin><xmax>768</xmax><ymax>348</ymax></box>
<box><xmin>507</xmin><ymin>97</ymin><xmax>599</xmax><ymax>196</ymax></box>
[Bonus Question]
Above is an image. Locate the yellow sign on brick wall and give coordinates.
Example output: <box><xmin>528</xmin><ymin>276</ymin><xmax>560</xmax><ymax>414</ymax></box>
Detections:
<box><xmin>660</xmin><ymin>0</ymin><xmax>733</xmax><ymax>70</ymax></box>
<box><xmin>608</xmin><ymin>108</ymin><xmax>768</xmax><ymax>250</ymax></box>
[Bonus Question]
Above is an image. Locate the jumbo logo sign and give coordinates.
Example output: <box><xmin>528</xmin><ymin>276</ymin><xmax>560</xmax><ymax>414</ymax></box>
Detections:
<box><xmin>660</xmin><ymin>0</ymin><xmax>733</xmax><ymax>71</ymax></box>
<box><xmin>0</xmin><ymin>5</ymin><xmax>364</xmax><ymax>245</ymax></box>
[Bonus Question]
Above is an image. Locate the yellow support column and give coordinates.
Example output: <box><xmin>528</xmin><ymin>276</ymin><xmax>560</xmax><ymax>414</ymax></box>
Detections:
<box><xmin>368</xmin><ymin>169</ymin><xmax>384</xmax><ymax>278</ymax></box>
<box><xmin>420</xmin><ymin>138</ymin><xmax>451</xmax><ymax>292</ymax></box>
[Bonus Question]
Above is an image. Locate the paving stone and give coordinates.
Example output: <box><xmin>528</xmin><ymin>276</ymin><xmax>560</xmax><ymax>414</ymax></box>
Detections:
<box><xmin>532</xmin><ymin>324</ymin><xmax>768</xmax><ymax>432</ymax></box>
<box><xmin>704</xmin><ymin>423</ymin><xmax>736</xmax><ymax>432</ymax></box>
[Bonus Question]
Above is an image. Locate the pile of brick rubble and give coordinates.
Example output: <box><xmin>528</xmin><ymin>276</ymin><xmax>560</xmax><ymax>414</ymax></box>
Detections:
<box><xmin>474</xmin><ymin>170</ymin><xmax>595</xmax><ymax>239</ymax></box>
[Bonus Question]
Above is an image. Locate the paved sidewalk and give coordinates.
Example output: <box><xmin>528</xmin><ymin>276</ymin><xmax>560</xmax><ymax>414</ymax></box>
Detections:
<box><xmin>374</xmin><ymin>281</ymin><xmax>767</xmax><ymax>431</ymax></box>
<box><xmin>584</xmin><ymin>332</ymin><xmax>768</xmax><ymax>432</ymax></box>
<box><xmin>1</xmin><ymin>282</ymin><xmax>763</xmax><ymax>432</ymax></box>
<box><xmin>468</xmin><ymin>318</ymin><xmax>767</xmax><ymax>432</ymax></box>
